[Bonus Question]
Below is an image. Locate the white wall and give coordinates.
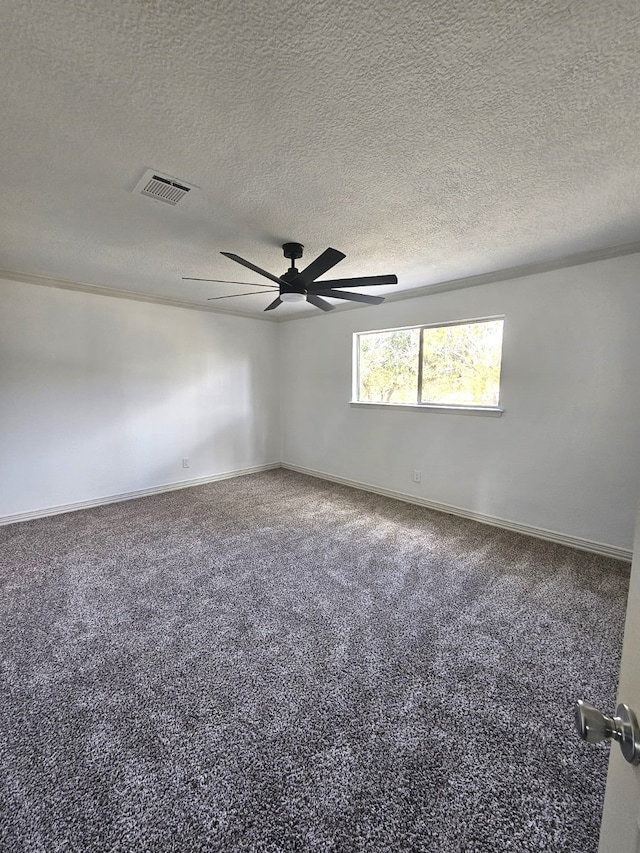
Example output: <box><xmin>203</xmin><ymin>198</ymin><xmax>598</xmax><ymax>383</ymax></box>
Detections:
<box><xmin>4</xmin><ymin>254</ymin><xmax>640</xmax><ymax>551</ymax></box>
<box><xmin>279</xmin><ymin>253</ymin><xmax>640</xmax><ymax>552</ymax></box>
<box><xmin>0</xmin><ymin>279</ymin><xmax>280</xmax><ymax>519</ymax></box>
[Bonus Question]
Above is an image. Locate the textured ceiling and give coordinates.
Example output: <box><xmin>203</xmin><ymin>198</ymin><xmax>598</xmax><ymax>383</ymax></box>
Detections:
<box><xmin>1</xmin><ymin>0</ymin><xmax>639</xmax><ymax>319</ymax></box>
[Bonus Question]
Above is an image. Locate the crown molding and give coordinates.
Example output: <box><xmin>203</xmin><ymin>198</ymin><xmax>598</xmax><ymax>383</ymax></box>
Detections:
<box><xmin>382</xmin><ymin>239</ymin><xmax>640</xmax><ymax>304</ymax></box>
<box><xmin>278</xmin><ymin>238</ymin><xmax>640</xmax><ymax>322</ymax></box>
<box><xmin>0</xmin><ymin>268</ymin><xmax>279</xmax><ymax>323</ymax></box>
<box><xmin>3</xmin><ymin>238</ymin><xmax>640</xmax><ymax>324</ymax></box>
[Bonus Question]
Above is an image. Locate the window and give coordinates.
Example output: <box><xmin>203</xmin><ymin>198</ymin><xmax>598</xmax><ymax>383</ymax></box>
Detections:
<box><xmin>354</xmin><ymin>317</ymin><xmax>504</xmax><ymax>410</ymax></box>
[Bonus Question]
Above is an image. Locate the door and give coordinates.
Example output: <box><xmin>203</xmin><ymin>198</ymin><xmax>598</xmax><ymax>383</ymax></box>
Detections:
<box><xmin>598</xmin><ymin>501</ymin><xmax>640</xmax><ymax>852</ymax></box>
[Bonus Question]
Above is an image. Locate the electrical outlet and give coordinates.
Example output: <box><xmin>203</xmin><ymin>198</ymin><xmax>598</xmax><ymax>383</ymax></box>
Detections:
<box><xmin>413</xmin><ymin>470</ymin><xmax>421</xmax><ymax>483</ymax></box>
<box><xmin>182</xmin><ymin>457</ymin><xmax>190</xmax><ymax>469</ymax></box>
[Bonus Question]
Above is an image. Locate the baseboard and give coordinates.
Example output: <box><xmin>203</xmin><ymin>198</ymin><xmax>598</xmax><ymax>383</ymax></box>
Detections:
<box><xmin>281</xmin><ymin>463</ymin><xmax>632</xmax><ymax>563</ymax></box>
<box><xmin>3</xmin><ymin>461</ymin><xmax>632</xmax><ymax>562</ymax></box>
<box><xmin>0</xmin><ymin>463</ymin><xmax>281</xmax><ymax>527</ymax></box>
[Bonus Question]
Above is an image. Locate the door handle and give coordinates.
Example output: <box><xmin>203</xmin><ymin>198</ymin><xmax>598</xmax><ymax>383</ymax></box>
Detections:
<box><xmin>574</xmin><ymin>700</ymin><xmax>640</xmax><ymax>765</ymax></box>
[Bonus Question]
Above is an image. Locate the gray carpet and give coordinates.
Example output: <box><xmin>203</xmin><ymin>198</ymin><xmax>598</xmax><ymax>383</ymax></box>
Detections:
<box><xmin>0</xmin><ymin>470</ymin><xmax>630</xmax><ymax>852</ymax></box>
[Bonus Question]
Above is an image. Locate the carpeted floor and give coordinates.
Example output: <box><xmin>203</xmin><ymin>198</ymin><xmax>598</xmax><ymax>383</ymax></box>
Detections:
<box><xmin>0</xmin><ymin>470</ymin><xmax>630</xmax><ymax>852</ymax></box>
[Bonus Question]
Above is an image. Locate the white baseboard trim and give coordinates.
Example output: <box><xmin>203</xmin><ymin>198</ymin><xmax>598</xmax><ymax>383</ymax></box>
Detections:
<box><xmin>4</xmin><ymin>461</ymin><xmax>632</xmax><ymax>562</ymax></box>
<box><xmin>0</xmin><ymin>463</ymin><xmax>281</xmax><ymax>527</ymax></box>
<box><xmin>281</xmin><ymin>463</ymin><xmax>632</xmax><ymax>563</ymax></box>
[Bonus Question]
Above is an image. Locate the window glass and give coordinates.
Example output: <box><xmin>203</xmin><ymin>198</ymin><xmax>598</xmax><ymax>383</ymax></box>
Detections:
<box><xmin>358</xmin><ymin>328</ymin><xmax>420</xmax><ymax>404</ymax></box>
<box><xmin>420</xmin><ymin>320</ymin><xmax>503</xmax><ymax>406</ymax></box>
<box><xmin>355</xmin><ymin>318</ymin><xmax>504</xmax><ymax>408</ymax></box>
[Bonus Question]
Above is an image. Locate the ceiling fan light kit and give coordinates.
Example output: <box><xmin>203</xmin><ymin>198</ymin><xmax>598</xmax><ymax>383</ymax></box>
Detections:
<box><xmin>279</xmin><ymin>292</ymin><xmax>306</xmax><ymax>303</ymax></box>
<box><xmin>185</xmin><ymin>242</ymin><xmax>398</xmax><ymax>312</ymax></box>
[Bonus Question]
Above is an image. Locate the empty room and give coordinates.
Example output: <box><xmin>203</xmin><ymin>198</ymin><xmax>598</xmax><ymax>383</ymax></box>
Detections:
<box><xmin>1</xmin><ymin>1</ymin><xmax>640</xmax><ymax>851</ymax></box>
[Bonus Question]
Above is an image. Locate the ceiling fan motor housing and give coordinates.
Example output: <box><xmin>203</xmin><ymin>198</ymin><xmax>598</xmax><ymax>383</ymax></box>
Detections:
<box><xmin>282</xmin><ymin>242</ymin><xmax>304</xmax><ymax>261</ymax></box>
<box><xmin>280</xmin><ymin>267</ymin><xmax>304</xmax><ymax>294</ymax></box>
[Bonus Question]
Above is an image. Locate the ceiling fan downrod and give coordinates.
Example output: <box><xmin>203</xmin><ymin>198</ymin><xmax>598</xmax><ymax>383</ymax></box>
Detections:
<box><xmin>280</xmin><ymin>242</ymin><xmax>306</xmax><ymax>301</ymax></box>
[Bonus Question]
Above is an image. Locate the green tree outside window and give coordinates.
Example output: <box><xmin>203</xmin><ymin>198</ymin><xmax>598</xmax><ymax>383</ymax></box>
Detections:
<box><xmin>357</xmin><ymin>319</ymin><xmax>503</xmax><ymax>407</ymax></box>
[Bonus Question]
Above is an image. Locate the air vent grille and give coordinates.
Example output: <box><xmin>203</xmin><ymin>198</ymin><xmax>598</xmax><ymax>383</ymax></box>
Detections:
<box><xmin>133</xmin><ymin>169</ymin><xmax>196</xmax><ymax>206</ymax></box>
<box><xmin>141</xmin><ymin>175</ymin><xmax>190</xmax><ymax>205</ymax></box>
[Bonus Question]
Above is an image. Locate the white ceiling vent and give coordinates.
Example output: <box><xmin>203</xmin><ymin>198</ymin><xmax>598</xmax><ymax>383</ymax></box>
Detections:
<box><xmin>133</xmin><ymin>169</ymin><xmax>196</xmax><ymax>206</ymax></box>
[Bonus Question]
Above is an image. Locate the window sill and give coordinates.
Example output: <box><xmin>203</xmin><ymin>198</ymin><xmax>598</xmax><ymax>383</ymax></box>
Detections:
<box><xmin>349</xmin><ymin>402</ymin><xmax>504</xmax><ymax>417</ymax></box>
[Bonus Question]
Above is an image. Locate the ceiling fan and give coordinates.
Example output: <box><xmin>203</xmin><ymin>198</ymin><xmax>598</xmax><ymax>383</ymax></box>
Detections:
<box><xmin>183</xmin><ymin>243</ymin><xmax>398</xmax><ymax>312</ymax></box>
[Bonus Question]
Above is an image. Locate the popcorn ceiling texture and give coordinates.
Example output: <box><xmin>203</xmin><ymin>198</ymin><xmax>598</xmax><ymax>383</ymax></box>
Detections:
<box><xmin>0</xmin><ymin>0</ymin><xmax>639</xmax><ymax>316</ymax></box>
<box><xmin>0</xmin><ymin>470</ymin><xmax>629</xmax><ymax>851</ymax></box>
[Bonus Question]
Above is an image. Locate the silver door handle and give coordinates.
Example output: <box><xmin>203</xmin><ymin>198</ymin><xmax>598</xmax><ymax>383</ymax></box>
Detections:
<box><xmin>575</xmin><ymin>700</ymin><xmax>640</xmax><ymax>765</ymax></box>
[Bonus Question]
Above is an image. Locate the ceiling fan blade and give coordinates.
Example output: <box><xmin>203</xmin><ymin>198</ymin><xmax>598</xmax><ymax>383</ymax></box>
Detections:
<box><xmin>220</xmin><ymin>252</ymin><xmax>291</xmax><ymax>287</ymax></box>
<box><xmin>314</xmin><ymin>289</ymin><xmax>385</xmax><ymax>305</ymax></box>
<box><xmin>306</xmin><ymin>293</ymin><xmax>334</xmax><ymax>312</ymax></box>
<box><xmin>294</xmin><ymin>247</ymin><xmax>346</xmax><ymax>287</ymax></box>
<box><xmin>264</xmin><ymin>297</ymin><xmax>283</xmax><ymax>312</ymax></box>
<box><xmin>307</xmin><ymin>274</ymin><xmax>398</xmax><ymax>290</ymax></box>
<box><xmin>184</xmin><ymin>277</ymin><xmax>278</xmax><ymax>289</ymax></box>
<box><xmin>207</xmin><ymin>290</ymin><xmax>276</xmax><ymax>300</ymax></box>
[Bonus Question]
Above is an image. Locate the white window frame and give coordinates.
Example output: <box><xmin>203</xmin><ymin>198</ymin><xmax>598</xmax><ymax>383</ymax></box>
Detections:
<box><xmin>351</xmin><ymin>315</ymin><xmax>505</xmax><ymax>416</ymax></box>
